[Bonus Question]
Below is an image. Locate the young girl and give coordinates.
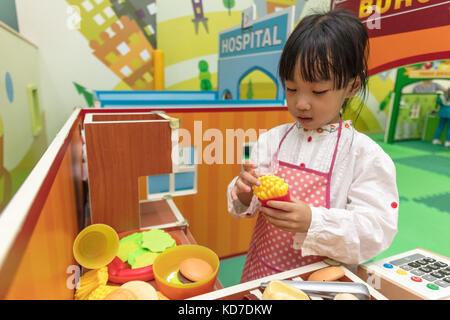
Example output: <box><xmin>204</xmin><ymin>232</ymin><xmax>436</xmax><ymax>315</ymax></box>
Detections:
<box><xmin>227</xmin><ymin>9</ymin><xmax>399</xmax><ymax>283</ymax></box>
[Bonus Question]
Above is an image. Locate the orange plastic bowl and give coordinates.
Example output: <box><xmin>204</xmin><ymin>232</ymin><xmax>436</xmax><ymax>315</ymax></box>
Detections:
<box><xmin>153</xmin><ymin>245</ymin><xmax>219</xmax><ymax>300</ymax></box>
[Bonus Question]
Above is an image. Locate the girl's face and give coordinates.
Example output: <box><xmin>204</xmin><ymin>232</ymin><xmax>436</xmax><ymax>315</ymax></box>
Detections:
<box><xmin>285</xmin><ymin>66</ymin><xmax>359</xmax><ymax>130</ymax></box>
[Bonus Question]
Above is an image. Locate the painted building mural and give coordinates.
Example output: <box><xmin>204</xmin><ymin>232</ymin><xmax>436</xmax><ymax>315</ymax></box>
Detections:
<box><xmin>66</xmin><ymin>0</ymin><xmax>156</xmax><ymax>90</ymax></box>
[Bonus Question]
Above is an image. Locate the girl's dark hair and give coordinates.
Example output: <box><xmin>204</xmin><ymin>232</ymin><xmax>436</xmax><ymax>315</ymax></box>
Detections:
<box><xmin>278</xmin><ymin>9</ymin><xmax>369</xmax><ymax>112</ymax></box>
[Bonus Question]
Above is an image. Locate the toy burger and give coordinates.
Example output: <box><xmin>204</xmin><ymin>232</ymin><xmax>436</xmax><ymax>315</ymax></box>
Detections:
<box><xmin>252</xmin><ymin>175</ymin><xmax>291</xmax><ymax>208</ymax></box>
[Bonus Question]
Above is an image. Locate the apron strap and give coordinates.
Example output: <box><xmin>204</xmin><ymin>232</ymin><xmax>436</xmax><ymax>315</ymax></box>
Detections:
<box><xmin>327</xmin><ymin>119</ymin><xmax>343</xmax><ymax>179</ymax></box>
<box><xmin>273</xmin><ymin>123</ymin><xmax>296</xmax><ymax>162</ymax></box>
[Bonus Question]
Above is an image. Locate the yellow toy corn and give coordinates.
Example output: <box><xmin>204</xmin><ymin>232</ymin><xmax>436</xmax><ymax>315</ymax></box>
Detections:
<box><xmin>87</xmin><ymin>285</ymin><xmax>119</xmax><ymax>300</ymax></box>
<box><xmin>252</xmin><ymin>175</ymin><xmax>289</xmax><ymax>200</ymax></box>
<box><xmin>74</xmin><ymin>267</ymin><xmax>109</xmax><ymax>300</ymax></box>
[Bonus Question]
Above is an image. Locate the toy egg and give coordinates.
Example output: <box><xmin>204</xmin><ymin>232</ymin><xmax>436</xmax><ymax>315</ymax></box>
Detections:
<box><xmin>120</xmin><ymin>280</ymin><xmax>158</xmax><ymax>300</ymax></box>
<box><xmin>103</xmin><ymin>288</ymin><xmax>138</xmax><ymax>300</ymax></box>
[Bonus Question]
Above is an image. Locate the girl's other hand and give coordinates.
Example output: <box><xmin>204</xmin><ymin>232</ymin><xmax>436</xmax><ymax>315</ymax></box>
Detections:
<box><xmin>260</xmin><ymin>196</ymin><xmax>312</xmax><ymax>233</ymax></box>
<box><xmin>231</xmin><ymin>162</ymin><xmax>260</xmax><ymax>203</ymax></box>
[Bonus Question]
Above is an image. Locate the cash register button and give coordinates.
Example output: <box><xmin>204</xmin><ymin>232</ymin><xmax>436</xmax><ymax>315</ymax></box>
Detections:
<box><xmin>411</xmin><ymin>269</ymin><xmax>425</xmax><ymax>276</ymax></box>
<box><xmin>434</xmin><ymin>262</ymin><xmax>448</xmax><ymax>268</ymax></box>
<box><xmin>383</xmin><ymin>263</ymin><xmax>393</xmax><ymax>269</ymax></box>
<box><xmin>416</xmin><ymin>260</ymin><xmax>428</xmax><ymax>266</ymax></box>
<box><xmin>411</xmin><ymin>276</ymin><xmax>422</xmax><ymax>282</ymax></box>
<box><xmin>435</xmin><ymin>280</ymin><xmax>450</xmax><ymax>288</ymax></box>
<box><xmin>426</xmin><ymin>283</ymin><xmax>439</xmax><ymax>290</ymax></box>
<box><xmin>430</xmin><ymin>271</ymin><xmax>445</xmax><ymax>279</ymax></box>
<box><xmin>396</xmin><ymin>269</ymin><xmax>407</xmax><ymax>275</ymax></box>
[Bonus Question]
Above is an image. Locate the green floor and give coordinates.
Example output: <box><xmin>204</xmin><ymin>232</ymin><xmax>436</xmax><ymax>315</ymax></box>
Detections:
<box><xmin>218</xmin><ymin>135</ymin><xmax>450</xmax><ymax>288</ymax></box>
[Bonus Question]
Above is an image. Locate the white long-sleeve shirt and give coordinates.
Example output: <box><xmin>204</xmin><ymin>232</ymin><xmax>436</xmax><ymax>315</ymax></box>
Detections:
<box><xmin>227</xmin><ymin>120</ymin><xmax>399</xmax><ymax>265</ymax></box>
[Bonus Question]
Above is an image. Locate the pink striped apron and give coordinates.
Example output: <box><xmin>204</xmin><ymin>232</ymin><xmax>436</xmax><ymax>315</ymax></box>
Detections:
<box><xmin>241</xmin><ymin>120</ymin><xmax>343</xmax><ymax>282</ymax></box>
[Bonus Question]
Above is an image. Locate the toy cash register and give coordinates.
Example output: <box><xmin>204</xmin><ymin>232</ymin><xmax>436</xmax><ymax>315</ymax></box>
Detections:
<box><xmin>358</xmin><ymin>248</ymin><xmax>450</xmax><ymax>300</ymax></box>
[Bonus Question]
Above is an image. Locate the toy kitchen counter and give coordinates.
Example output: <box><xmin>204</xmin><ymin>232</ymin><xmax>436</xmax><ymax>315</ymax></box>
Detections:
<box><xmin>0</xmin><ymin>108</ymin><xmax>222</xmax><ymax>300</ymax></box>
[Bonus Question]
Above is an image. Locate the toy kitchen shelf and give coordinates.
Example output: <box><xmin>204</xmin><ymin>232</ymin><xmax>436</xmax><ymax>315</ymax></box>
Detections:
<box><xmin>83</xmin><ymin>111</ymin><xmax>180</xmax><ymax>232</ymax></box>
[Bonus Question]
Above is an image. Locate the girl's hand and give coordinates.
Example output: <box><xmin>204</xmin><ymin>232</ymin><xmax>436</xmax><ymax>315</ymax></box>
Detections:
<box><xmin>260</xmin><ymin>196</ymin><xmax>312</xmax><ymax>233</ymax></box>
<box><xmin>231</xmin><ymin>162</ymin><xmax>260</xmax><ymax>205</ymax></box>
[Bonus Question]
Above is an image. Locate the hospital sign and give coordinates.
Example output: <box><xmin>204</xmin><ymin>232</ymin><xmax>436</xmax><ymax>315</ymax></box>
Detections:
<box><xmin>218</xmin><ymin>9</ymin><xmax>292</xmax><ymax>59</ymax></box>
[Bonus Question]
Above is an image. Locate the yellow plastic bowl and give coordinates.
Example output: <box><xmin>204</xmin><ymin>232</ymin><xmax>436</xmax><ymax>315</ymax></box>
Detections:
<box><xmin>153</xmin><ymin>245</ymin><xmax>219</xmax><ymax>300</ymax></box>
<box><xmin>73</xmin><ymin>224</ymin><xmax>119</xmax><ymax>269</ymax></box>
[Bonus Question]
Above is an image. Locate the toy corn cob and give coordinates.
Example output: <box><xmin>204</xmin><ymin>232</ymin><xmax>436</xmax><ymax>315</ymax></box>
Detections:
<box><xmin>252</xmin><ymin>175</ymin><xmax>290</xmax><ymax>207</ymax></box>
<box><xmin>87</xmin><ymin>285</ymin><xmax>119</xmax><ymax>300</ymax></box>
<box><xmin>74</xmin><ymin>267</ymin><xmax>109</xmax><ymax>300</ymax></box>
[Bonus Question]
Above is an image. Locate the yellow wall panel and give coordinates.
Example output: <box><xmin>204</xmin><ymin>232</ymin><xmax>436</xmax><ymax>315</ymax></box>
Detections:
<box><xmin>5</xmin><ymin>129</ymin><xmax>82</xmax><ymax>300</ymax></box>
<box><xmin>168</xmin><ymin>109</ymin><xmax>292</xmax><ymax>258</ymax></box>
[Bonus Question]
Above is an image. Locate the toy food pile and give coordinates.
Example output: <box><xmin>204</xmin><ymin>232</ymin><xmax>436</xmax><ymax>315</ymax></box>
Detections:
<box><xmin>75</xmin><ymin>270</ymin><xmax>168</xmax><ymax>300</ymax></box>
<box><xmin>167</xmin><ymin>258</ymin><xmax>214</xmax><ymax>285</ymax></box>
<box><xmin>252</xmin><ymin>175</ymin><xmax>289</xmax><ymax>201</ymax></box>
<box><xmin>73</xmin><ymin>227</ymin><xmax>175</xmax><ymax>300</ymax></box>
<box><xmin>118</xmin><ymin>229</ymin><xmax>176</xmax><ymax>269</ymax></box>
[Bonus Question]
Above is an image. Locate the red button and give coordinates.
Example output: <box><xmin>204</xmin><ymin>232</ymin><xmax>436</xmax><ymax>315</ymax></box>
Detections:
<box><xmin>300</xmin><ymin>163</ymin><xmax>305</xmax><ymax>167</ymax></box>
<box><xmin>307</xmin><ymin>136</ymin><xmax>312</xmax><ymax>142</ymax></box>
<box><xmin>391</xmin><ymin>202</ymin><xmax>398</xmax><ymax>208</ymax></box>
<box><xmin>411</xmin><ymin>276</ymin><xmax>422</xmax><ymax>282</ymax></box>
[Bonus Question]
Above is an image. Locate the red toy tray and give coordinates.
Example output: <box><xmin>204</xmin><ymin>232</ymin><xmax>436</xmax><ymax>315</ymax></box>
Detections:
<box><xmin>107</xmin><ymin>229</ymin><xmax>181</xmax><ymax>284</ymax></box>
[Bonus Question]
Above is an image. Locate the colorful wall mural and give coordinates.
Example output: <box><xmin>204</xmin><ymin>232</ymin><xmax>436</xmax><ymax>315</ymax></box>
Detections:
<box><xmin>66</xmin><ymin>0</ymin><xmax>156</xmax><ymax>90</ymax></box>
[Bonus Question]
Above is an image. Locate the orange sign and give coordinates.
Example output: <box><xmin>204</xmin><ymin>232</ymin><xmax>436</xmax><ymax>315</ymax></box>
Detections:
<box><xmin>331</xmin><ymin>0</ymin><xmax>450</xmax><ymax>75</ymax></box>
